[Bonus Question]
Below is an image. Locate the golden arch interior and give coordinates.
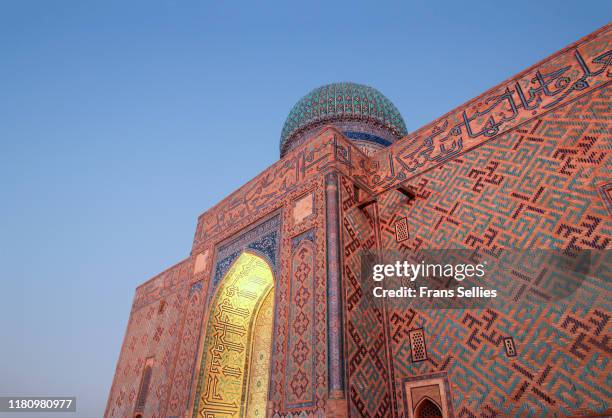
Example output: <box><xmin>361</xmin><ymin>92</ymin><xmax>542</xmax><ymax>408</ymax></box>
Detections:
<box><xmin>195</xmin><ymin>252</ymin><xmax>275</xmax><ymax>418</ymax></box>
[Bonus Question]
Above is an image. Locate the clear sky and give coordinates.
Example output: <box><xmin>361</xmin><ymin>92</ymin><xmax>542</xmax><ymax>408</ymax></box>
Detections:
<box><xmin>0</xmin><ymin>1</ymin><xmax>609</xmax><ymax>417</ymax></box>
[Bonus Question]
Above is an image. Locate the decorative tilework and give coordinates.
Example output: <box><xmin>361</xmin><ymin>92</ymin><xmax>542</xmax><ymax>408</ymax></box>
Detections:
<box><xmin>368</xmin><ymin>29</ymin><xmax>611</xmax><ymax>194</ymax></box>
<box><xmin>325</xmin><ymin>172</ymin><xmax>345</xmax><ymax>397</ymax></box>
<box><xmin>598</xmin><ymin>182</ymin><xmax>612</xmax><ymax>215</ymax></box>
<box><xmin>341</xmin><ymin>174</ymin><xmax>394</xmax><ymax>417</ymax></box>
<box><xmin>269</xmin><ymin>177</ymin><xmax>328</xmax><ymax>417</ymax></box>
<box><xmin>409</xmin><ymin>329</ymin><xmax>428</xmax><ymax>362</ymax></box>
<box><xmin>343</xmin><ymin>131</ymin><xmax>393</xmax><ymax>147</ymax></box>
<box><xmin>280</xmin><ymin>82</ymin><xmax>408</xmax><ymax>156</ymax></box>
<box><xmin>211</xmin><ymin>214</ymin><xmax>281</xmax><ymax>294</ymax></box>
<box><xmin>166</xmin><ymin>279</ymin><xmax>206</xmax><ymax>418</ymax></box>
<box><xmin>291</xmin><ymin>229</ymin><xmax>315</xmax><ymax>250</ymax></box>
<box><xmin>395</xmin><ymin>217</ymin><xmax>409</xmax><ymax>243</ymax></box>
<box><xmin>382</xmin><ymin>84</ymin><xmax>612</xmax><ymax>417</ymax></box>
<box><xmin>105</xmin><ymin>259</ymin><xmax>194</xmax><ymax>418</ymax></box>
<box><xmin>504</xmin><ymin>337</ymin><xmax>517</xmax><ymax>357</ymax></box>
<box><xmin>193</xmin><ymin>253</ymin><xmax>275</xmax><ymax>417</ymax></box>
<box><xmin>285</xmin><ymin>231</ymin><xmax>317</xmax><ymax>409</ymax></box>
<box><xmin>106</xmin><ymin>25</ymin><xmax>612</xmax><ymax>418</ymax></box>
<box><xmin>191</xmin><ymin>128</ymin><xmax>375</xmax><ymax>255</ymax></box>
<box><xmin>402</xmin><ymin>372</ymin><xmax>454</xmax><ymax>418</ymax></box>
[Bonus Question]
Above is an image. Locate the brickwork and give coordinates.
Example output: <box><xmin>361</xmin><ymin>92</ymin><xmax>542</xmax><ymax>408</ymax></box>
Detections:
<box><xmin>375</xmin><ymin>83</ymin><xmax>611</xmax><ymax>417</ymax></box>
<box><xmin>340</xmin><ymin>175</ymin><xmax>394</xmax><ymax>417</ymax></box>
<box><xmin>105</xmin><ymin>258</ymin><xmax>197</xmax><ymax>418</ymax></box>
<box><xmin>367</xmin><ymin>26</ymin><xmax>611</xmax><ymax>417</ymax></box>
<box><xmin>106</xmin><ymin>25</ymin><xmax>611</xmax><ymax>418</ymax></box>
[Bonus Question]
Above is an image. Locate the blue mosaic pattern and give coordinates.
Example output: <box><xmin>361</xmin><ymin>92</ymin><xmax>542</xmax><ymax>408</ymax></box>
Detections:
<box><xmin>212</xmin><ymin>231</ymin><xmax>278</xmax><ymax>289</ymax></box>
<box><xmin>291</xmin><ymin>229</ymin><xmax>315</xmax><ymax>250</ymax></box>
<box><xmin>248</xmin><ymin>231</ymin><xmax>278</xmax><ymax>266</ymax></box>
<box><xmin>343</xmin><ymin>131</ymin><xmax>393</xmax><ymax>146</ymax></box>
<box><xmin>280</xmin><ymin>82</ymin><xmax>407</xmax><ymax>155</ymax></box>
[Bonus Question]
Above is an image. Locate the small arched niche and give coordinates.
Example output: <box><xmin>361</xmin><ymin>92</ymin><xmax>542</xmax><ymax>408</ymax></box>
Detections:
<box><xmin>415</xmin><ymin>397</ymin><xmax>443</xmax><ymax>418</ymax></box>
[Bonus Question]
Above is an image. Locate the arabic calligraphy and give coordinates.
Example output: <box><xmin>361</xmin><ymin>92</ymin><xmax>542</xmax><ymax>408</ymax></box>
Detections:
<box><xmin>371</xmin><ymin>41</ymin><xmax>611</xmax><ymax>191</ymax></box>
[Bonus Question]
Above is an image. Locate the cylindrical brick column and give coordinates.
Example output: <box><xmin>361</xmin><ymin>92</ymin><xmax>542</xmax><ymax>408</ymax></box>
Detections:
<box><xmin>325</xmin><ymin>172</ymin><xmax>346</xmax><ymax>404</ymax></box>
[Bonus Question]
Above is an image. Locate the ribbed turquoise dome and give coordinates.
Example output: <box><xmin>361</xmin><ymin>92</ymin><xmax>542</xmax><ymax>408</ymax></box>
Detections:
<box><xmin>280</xmin><ymin>82</ymin><xmax>407</xmax><ymax>156</ymax></box>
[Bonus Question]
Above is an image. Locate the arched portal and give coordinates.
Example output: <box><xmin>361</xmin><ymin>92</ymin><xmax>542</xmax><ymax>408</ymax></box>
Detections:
<box><xmin>415</xmin><ymin>397</ymin><xmax>443</xmax><ymax>418</ymax></box>
<box><xmin>196</xmin><ymin>252</ymin><xmax>275</xmax><ymax>418</ymax></box>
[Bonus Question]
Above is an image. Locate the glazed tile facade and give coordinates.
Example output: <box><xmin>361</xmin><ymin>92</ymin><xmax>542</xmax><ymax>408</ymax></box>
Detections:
<box><xmin>106</xmin><ymin>25</ymin><xmax>611</xmax><ymax>418</ymax></box>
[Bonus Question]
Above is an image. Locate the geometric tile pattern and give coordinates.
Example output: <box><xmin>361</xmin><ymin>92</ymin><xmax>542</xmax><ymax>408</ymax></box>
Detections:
<box><xmin>367</xmin><ymin>27</ymin><xmax>612</xmax><ymax>195</ymax></box>
<box><xmin>340</xmin><ymin>175</ymin><xmax>394</xmax><ymax>417</ymax></box>
<box><xmin>271</xmin><ymin>180</ymin><xmax>328</xmax><ymax>418</ymax></box>
<box><xmin>105</xmin><ymin>258</ymin><xmax>195</xmax><ymax>418</ymax></box>
<box><xmin>166</xmin><ymin>280</ymin><xmax>207</xmax><ymax>418</ymax></box>
<box><xmin>395</xmin><ymin>217</ymin><xmax>409</xmax><ymax>243</ymax></box>
<box><xmin>599</xmin><ymin>182</ymin><xmax>612</xmax><ymax>215</ymax></box>
<box><xmin>191</xmin><ymin>131</ymin><xmax>369</xmax><ymax>255</ymax></box>
<box><xmin>503</xmin><ymin>337</ymin><xmax>517</xmax><ymax>357</ymax></box>
<box><xmin>409</xmin><ymin>329</ymin><xmax>427</xmax><ymax>362</ymax></box>
<box><xmin>106</xmin><ymin>25</ymin><xmax>612</xmax><ymax>418</ymax></box>
<box><xmin>211</xmin><ymin>214</ymin><xmax>280</xmax><ymax>294</ymax></box>
<box><xmin>280</xmin><ymin>82</ymin><xmax>408</xmax><ymax>157</ymax></box>
<box><xmin>285</xmin><ymin>231</ymin><xmax>317</xmax><ymax>409</ymax></box>
<box><xmin>380</xmin><ymin>84</ymin><xmax>612</xmax><ymax>417</ymax></box>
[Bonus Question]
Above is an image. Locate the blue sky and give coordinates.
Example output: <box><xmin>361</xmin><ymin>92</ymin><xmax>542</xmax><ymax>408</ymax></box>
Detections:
<box><xmin>0</xmin><ymin>1</ymin><xmax>609</xmax><ymax>417</ymax></box>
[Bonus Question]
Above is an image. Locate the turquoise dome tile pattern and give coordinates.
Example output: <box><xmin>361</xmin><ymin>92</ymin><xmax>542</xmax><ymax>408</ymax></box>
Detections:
<box><xmin>280</xmin><ymin>82</ymin><xmax>408</xmax><ymax>156</ymax></box>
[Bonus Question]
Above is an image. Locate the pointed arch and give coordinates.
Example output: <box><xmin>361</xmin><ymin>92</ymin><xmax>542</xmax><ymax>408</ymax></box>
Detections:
<box><xmin>415</xmin><ymin>397</ymin><xmax>443</xmax><ymax>418</ymax></box>
<box><xmin>194</xmin><ymin>252</ymin><xmax>275</xmax><ymax>418</ymax></box>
